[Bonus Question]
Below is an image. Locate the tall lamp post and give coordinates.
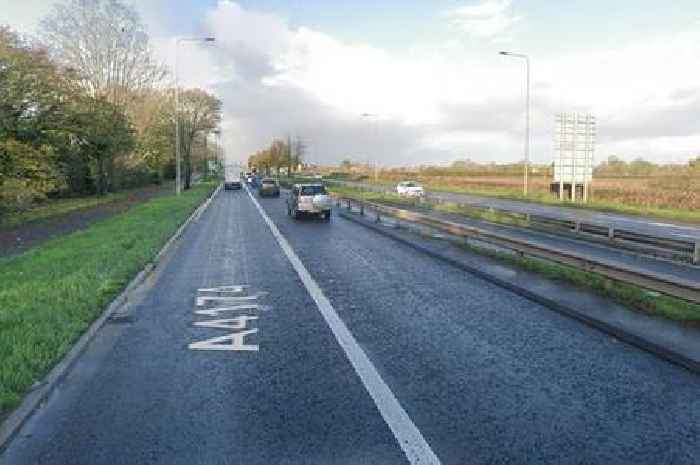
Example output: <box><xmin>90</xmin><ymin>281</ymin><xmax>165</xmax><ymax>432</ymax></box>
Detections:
<box><xmin>360</xmin><ymin>112</ymin><xmax>379</xmax><ymax>182</ymax></box>
<box><xmin>499</xmin><ymin>50</ymin><xmax>530</xmax><ymax>196</ymax></box>
<box><xmin>174</xmin><ymin>36</ymin><xmax>215</xmax><ymax>195</ymax></box>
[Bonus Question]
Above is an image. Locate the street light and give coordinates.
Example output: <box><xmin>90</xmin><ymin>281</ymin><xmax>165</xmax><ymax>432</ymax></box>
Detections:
<box><xmin>174</xmin><ymin>36</ymin><xmax>216</xmax><ymax>195</ymax></box>
<box><xmin>361</xmin><ymin>112</ymin><xmax>379</xmax><ymax>182</ymax></box>
<box><xmin>499</xmin><ymin>50</ymin><xmax>530</xmax><ymax>196</ymax></box>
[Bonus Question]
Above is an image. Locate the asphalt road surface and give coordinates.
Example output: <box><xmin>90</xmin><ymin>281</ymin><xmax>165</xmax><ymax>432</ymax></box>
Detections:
<box><xmin>429</xmin><ymin>190</ymin><xmax>700</xmax><ymax>242</ymax></box>
<box><xmin>333</xmin><ymin>179</ymin><xmax>700</xmax><ymax>242</ymax></box>
<box><xmin>4</xmin><ymin>187</ymin><xmax>699</xmax><ymax>464</ymax></box>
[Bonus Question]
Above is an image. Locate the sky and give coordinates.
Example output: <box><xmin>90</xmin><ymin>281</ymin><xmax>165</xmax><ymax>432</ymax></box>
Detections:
<box><xmin>3</xmin><ymin>0</ymin><xmax>700</xmax><ymax>166</ymax></box>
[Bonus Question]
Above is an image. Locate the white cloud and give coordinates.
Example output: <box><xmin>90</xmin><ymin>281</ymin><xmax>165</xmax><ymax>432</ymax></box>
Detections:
<box><xmin>168</xmin><ymin>2</ymin><xmax>700</xmax><ymax>166</ymax></box>
<box><xmin>0</xmin><ymin>0</ymin><xmax>59</xmax><ymax>34</ymax></box>
<box><xmin>449</xmin><ymin>0</ymin><xmax>521</xmax><ymax>39</ymax></box>
<box><xmin>6</xmin><ymin>0</ymin><xmax>700</xmax><ymax>166</ymax></box>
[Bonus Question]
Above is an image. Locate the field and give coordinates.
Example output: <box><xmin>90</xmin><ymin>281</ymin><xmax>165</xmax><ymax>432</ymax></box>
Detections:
<box><xmin>347</xmin><ymin>171</ymin><xmax>700</xmax><ymax>224</ymax></box>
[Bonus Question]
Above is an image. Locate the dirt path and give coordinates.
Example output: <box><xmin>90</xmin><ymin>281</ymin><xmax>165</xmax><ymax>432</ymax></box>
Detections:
<box><xmin>0</xmin><ymin>184</ymin><xmax>173</xmax><ymax>258</ymax></box>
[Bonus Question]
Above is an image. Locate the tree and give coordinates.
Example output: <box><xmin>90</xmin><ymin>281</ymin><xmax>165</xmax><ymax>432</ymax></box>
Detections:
<box><xmin>688</xmin><ymin>156</ymin><xmax>700</xmax><ymax>172</ymax></box>
<box><xmin>131</xmin><ymin>89</ymin><xmax>175</xmax><ymax>183</ymax></box>
<box><xmin>39</xmin><ymin>0</ymin><xmax>165</xmax><ymax>109</ymax></box>
<box><xmin>292</xmin><ymin>135</ymin><xmax>306</xmax><ymax>172</ymax></box>
<box><xmin>39</xmin><ymin>0</ymin><xmax>168</xmax><ymax>193</ymax></box>
<box><xmin>68</xmin><ymin>96</ymin><xmax>135</xmax><ymax>194</ymax></box>
<box><xmin>177</xmin><ymin>89</ymin><xmax>222</xmax><ymax>189</ymax></box>
<box><xmin>0</xmin><ymin>27</ymin><xmax>65</xmax><ymax>210</ymax></box>
<box><xmin>268</xmin><ymin>139</ymin><xmax>286</xmax><ymax>175</ymax></box>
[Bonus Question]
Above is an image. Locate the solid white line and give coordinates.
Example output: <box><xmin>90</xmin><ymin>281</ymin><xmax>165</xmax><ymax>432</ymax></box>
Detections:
<box><xmin>245</xmin><ymin>186</ymin><xmax>442</xmax><ymax>465</ymax></box>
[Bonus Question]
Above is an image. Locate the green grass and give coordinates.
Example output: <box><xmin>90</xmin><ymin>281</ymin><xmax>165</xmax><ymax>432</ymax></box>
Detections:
<box><xmin>0</xmin><ymin>183</ymin><xmax>215</xmax><ymax>416</ymax></box>
<box><xmin>332</xmin><ymin>183</ymin><xmax>700</xmax><ymax>324</ymax></box>
<box><xmin>326</xmin><ymin>183</ymin><xmax>527</xmax><ymax>227</ymax></box>
<box><xmin>0</xmin><ymin>182</ymin><xmax>175</xmax><ymax>229</ymax></box>
<box><xmin>461</xmin><ymin>242</ymin><xmax>700</xmax><ymax>324</ymax></box>
<box><xmin>0</xmin><ymin>193</ymin><xmax>132</xmax><ymax>229</ymax></box>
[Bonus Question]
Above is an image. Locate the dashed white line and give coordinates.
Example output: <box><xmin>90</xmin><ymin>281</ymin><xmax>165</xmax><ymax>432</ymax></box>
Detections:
<box><xmin>245</xmin><ymin>186</ymin><xmax>442</xmax><ymax>465</ymax></box>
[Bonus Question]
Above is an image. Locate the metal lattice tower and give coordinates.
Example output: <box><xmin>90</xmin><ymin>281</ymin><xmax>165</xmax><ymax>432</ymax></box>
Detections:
<box><xmin>554</xmin><ymin>113</ymin><xmax>596</xmax><ymax>202</ymax></box>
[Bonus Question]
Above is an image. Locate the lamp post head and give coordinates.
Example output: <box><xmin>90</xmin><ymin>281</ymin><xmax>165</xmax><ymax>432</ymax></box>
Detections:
<box><xmin>499</xmin><ymin>51</ymin><xmax>509</xmax><ymax>55</ymax></box>
<box><xmin>204</xmin><ymin>37</ymin><xmax>216</xmax><ymax>42</ymax></box>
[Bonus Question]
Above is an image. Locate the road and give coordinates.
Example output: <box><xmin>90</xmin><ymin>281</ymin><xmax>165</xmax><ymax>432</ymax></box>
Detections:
<box><xmin>332</xmin><ymin>179</ymin><xmax>700</xmax><ymax>242</ymax></box>
<box><xmin>3</xmin><ymin>187</ymin><xmax>699</xmax><ymax>464</ymax></box>
<box><xmin>364</xmin><ymin>198</ymin><xmax>700</xmax><ymax>284</ymax></box>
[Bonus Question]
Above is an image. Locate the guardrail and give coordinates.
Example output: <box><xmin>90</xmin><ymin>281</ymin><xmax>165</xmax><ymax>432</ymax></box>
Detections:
<box><xmin>323</xmin><ymin>179</ymin><xmax>700</xmax><ymax>265</ymax></box>
<box><xmin>335</xmin><ymin>196</ymin><xmax>700</xmax><ymax>305</ymax></box>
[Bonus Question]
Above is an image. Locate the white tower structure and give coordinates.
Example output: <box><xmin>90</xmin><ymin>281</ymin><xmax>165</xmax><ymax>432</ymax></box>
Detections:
<box><xmin>553</xmin><ymin>113</ymin><xmax>596</xmax><ymax>202</ymax></box>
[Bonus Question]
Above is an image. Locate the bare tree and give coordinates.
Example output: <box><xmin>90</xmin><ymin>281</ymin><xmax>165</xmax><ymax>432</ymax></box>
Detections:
<box><xmin>178</xmin><ymin>89</ymin><xmax>222</xmax><ymax>189</ymax></box>
<box><xmin>293</xmin><ymin>135</ymin><xmax>306</xmax><ymax>172</ymax></box>
<box><xmin>40</xmin><ymin>0</ymin><xmax>165</xmax><ymax>109</ymax></box>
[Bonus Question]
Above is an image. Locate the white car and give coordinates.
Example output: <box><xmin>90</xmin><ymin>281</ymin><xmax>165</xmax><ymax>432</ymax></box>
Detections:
<box><xmin>396</xmin><ymin>181</ymin><xmax>425</xmax><ymax>197</ymax></box>
<box><xmin>287</xmin><ymin>184</ymin><xmax>333</xmax><ymax>220</ymax></box>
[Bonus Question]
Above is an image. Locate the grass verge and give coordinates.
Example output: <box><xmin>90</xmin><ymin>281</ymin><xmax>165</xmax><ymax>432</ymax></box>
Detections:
<box><xmin>324</xmin><ymin>176</ymin><xmax>700</xmax><ymax>225</ymax></box>
<box><xmin>460</xmin><ymin>241</ymin><xmax>700</xmax><ymax>324</ymax></box>
<box><xmin>1</xmin><ymin>193</ymin><xmax>130</xmax><ymax>229</ymax></box>
<box><xmin>326</xmin><ymin>183</ymin><xmax>528</xmax><ymax>228</ymax></box>
<box><xmin>0</xmin><ymin>182</ymin><xmax>174</xmax><ymax>229</ymax></box>
<box><xmin>333</xmin><ymin>185</ymin><xmax>700</xmax><ymax>324</ymax></box>
<box><xmin>0</xmin><ymin>183</ymin><xmax>215</xmax><ymax>416</ymax></box>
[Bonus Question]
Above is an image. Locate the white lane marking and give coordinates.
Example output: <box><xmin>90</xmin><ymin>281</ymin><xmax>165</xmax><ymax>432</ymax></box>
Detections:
<box><xmin>195</xmin><ymin>292</ymin><xmax>268</xmax><ymax>307</ymax></box>
<box><xmin>245</xmin><ymin>187</ymin><xmax>442</xmax><ymax>465</ymax></box>
<box><xmin>650</xmin><ymin>222</ymin><xmax>699</xmax><ymax>233</ymax></box>
<box><xmin>198</xmin><ymin>285</ymin><xmax>249</xmax><ymax>294</ymax></box>
<box><xmin>188</xmin><ymin>328</ymin><xmax>259</xmax><ymax>351</ymax></box>
<box><xmin>194</xmin><ymin>316</ymin><xmax>259</xmax><ymax>330</ymax></box>
<box><xmin>195</xmin><ymin>304</ymin><xmax>270</xmax><ymax>317</ymax></box>
<box><xmin>190</xmin><ymin>287</ymin><xmax>266</xmax><ymax>352</ymax></box>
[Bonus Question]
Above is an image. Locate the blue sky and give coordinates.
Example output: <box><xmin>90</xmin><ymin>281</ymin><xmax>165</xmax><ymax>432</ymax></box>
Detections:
<box><xmin>161</xmin><ymin>0</ymin><xmax>700</xmax><ymax>52</ymax></box>
<box><xmin>129</xmin><ymin>0</ymin><xmax>700</xmax><ymax>57</ymax></box>
<box><xmin>4</xmin><ymin>0</ymin><xmax>700</xmax><ymax>165</ymax></box>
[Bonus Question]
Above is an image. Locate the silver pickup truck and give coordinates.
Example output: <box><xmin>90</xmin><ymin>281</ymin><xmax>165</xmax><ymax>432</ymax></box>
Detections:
<box><xmin>287</xmin><ymin>184</ymin><xmax>333</xmax><ymax>220</ymax></box>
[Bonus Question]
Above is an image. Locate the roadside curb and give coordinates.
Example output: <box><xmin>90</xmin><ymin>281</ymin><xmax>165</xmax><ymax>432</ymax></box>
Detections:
<box><xmin>0</xmin><ymin>183</ymin><xmax>222</xmax><ymax>452</ymax></box>
<box><xmin>339</xmin><ymin>209</ymin><xmax>700</xmax><ymax>375</ymax></box>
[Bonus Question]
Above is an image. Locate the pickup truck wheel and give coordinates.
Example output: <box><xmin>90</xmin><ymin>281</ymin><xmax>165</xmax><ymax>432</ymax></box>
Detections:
<box><xmin>293</xmin><ymin>208</ymin><xmax>301</xmax><ymax>220</ymax></box>
<box><xmin>323</xmin><ymin>210</ymin><xmax>331</xmax><ymax>221</ymax></box>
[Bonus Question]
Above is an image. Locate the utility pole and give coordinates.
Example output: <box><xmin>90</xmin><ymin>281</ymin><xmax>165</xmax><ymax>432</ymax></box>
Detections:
<box><xmin>499</xmin><ymin>51</ymin><xmax>530</xmax><ymax>197</ymax></box>
<box><xmin>360</xmin><ymin>113</ymin><xmax>379</xmax><ymax>182</ymax></box>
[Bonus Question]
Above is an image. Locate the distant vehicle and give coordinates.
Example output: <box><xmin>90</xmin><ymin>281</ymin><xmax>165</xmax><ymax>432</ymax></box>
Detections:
<box><xmin>258</xmin><ymin>178</ymin><xmax>280</xmax><ymax>197</ymax></box>
<box><xmin>224</xmin><ymin>180</ymin><xmax>242</xmax><ymax>190</ymax></box>
<box><xmin>396</xmin><ymin>181</ymin><xmax>424</xmax><ymax>197</ymax></box>
<box><xmin>287</xmin><ymin>184</ymin><xmax>333</xmax><ymax>220</ymax></box>
<box><xmin>224</xmin><ymin>163</ymin><xmax>242</xmax><ymax>190</ymax></box>
<box><xmin>246</xmin><ymin>174</ymin><xmax>256</xmax><ymax>186</ymax></box>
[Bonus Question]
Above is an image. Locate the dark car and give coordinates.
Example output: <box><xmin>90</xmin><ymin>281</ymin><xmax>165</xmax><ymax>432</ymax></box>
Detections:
<box><xmin>258</xmin><ymin>178</ymin><xmax>280</xmax><ymax>197</ymax></box>
<box><xmin>224</xmin><ymin>180</ymin><xmax>242</xmax><ymax>190</ymax></box>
